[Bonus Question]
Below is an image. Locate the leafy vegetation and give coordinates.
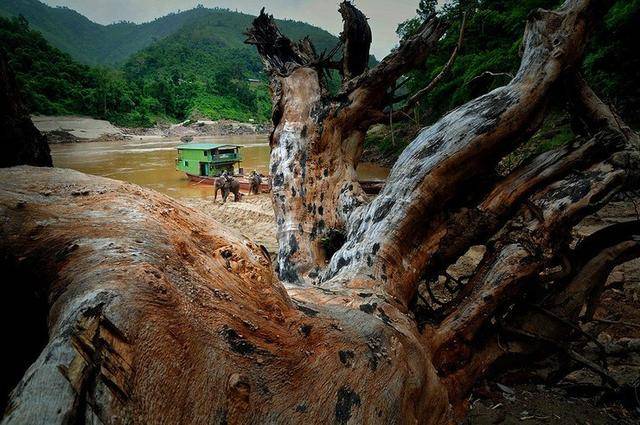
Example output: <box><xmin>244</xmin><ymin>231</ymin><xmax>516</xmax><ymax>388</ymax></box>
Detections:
<box><xmin>365</xmin><ymin>0</ymin><xmax>639</xmax><ymax>162</ymax></box>
<box><xmin>0</xmin><ymin>1</ymin><xmax>341</xmax><ymax>127</ymax></box>
<box><xmin>399</xmin><ymin>0</ymin><xmax>639</xmax><ymax>127</ymax></box>
<box><xmin>0</xmin><ymin>0</ymin><xmax>337</xmax><ymax>67</ymax></box>
<box><xmin>0</xmin><ymin>16</ymin><xmax>158</xmax><ymax>126</ymax></box>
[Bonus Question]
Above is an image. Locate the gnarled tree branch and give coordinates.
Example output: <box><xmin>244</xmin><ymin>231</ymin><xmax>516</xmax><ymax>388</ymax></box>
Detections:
<box><xmin>340</xmin><ymin>14</ymin><xmax>449</xmax><ymax>95</ymax></box>
<box><xmin>320</xmin><ymin>0</ymin><xmax>602</xmax><ymax>305</ymax></box>
<box><xmin>244</xmin><ymin>8</ymin><xmax>317</xmax><ymax>77</ymax></box>
<box><xmin>569</xmin><ymin>73</ymin><xmax>639</xmax><ymax>146</ymax></box>
<box><xmin>393</xmin><ymin>12</ymin><xmax>467</xmax><ymax>116</ymax></box>
<box><xmin>4</xmin><ymin>1</ymin><xmax>638</xmax><ymax>424</ymax></box>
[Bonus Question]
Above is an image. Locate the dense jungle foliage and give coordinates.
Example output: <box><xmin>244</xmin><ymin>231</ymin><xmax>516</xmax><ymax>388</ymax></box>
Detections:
<box><xmin>0</xmin><ymin>0</ymin><xmax>339</xmax><ymax>126</ymax></box>
<box><xmin>1</xmin><ymin>0</ymin><xmax>636</xmax><ymax>133</ymax></box>
<box><xmin>367</xmin><ymin>0</ymin><xmax>640</xmax><ymax>160</ymax></box>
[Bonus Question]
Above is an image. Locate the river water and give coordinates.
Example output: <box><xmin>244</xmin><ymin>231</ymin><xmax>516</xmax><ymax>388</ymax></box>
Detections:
<box><xmin>50</xmin><ymin>135</ymin><xmax>389</xmax><ymax>199</ymax></box>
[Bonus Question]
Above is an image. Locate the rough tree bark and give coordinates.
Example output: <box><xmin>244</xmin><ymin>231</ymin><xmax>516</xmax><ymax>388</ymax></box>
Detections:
<box><xmin>1</xmin><ymin>1</ymin><xmax>639</xmax><ymax>424</ymax></box>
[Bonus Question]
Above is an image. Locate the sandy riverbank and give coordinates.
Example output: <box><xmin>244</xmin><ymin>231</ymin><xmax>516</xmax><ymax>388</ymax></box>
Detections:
<box><xmin>182</xmin><ymin>193</ymin><xmax>277</xmax><ymax>254</ymax></box>
<box><xmin>32</xmin><ymin>115</ymin><xmax>125</xmax><ymax>142</ymax></box>
<box><xmin>32</xmin><ymin>115</ymin><xmax>270</xmax><ymax>143</ymax></box>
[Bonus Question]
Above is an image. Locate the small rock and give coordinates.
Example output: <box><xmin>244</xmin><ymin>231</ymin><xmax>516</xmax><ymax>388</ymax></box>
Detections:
<box><xmin>496</xmin><ymin>383</ymin><xmax>515</xmax><ymax>395</ymax></box>
<box><xmin>618</xmin><ymin>337</ymin><xmax>640</xmax><ymax>352</ymax></box>
<box><xmin>597</xmin><ymin>332</ymin><xmax>612</xmax><ymax>345</ymax></box>
<box><xmin>561</xmin><ymin>369</ymin><xmax>601</xmax><ymax>387</ymax></box>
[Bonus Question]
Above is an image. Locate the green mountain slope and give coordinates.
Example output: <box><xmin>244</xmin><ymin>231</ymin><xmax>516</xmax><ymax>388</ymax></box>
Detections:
<box><xmin>0</xmin><ymin>0</ymin><xmax>340</xmax><ymax>66</ymax></box>
<box><xmin>0</xmin><ymin>0</ymin><xmax>212</xmax><ymax>65</ymax></box>
<box><xmin>0</xmin><ymin>14</ymin><xmax>271</xmax><ymax>125</ymax></box>
<box><xmin>0</xmin><ymin>16</ymin><xmax>150</xmax><ymax>123</ymax></box>
<box><xmin>0</xmin><ymin>1</ymin><xmax>345</xmax><ymax>125</ymax></box>
<box><xmin>120</xmin><ymin>10</ymin><xmax>342</xmax><ymax>122</ymax></box>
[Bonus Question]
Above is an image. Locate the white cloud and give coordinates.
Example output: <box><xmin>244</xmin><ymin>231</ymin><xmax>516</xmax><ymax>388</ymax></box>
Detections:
<box><xmin>42</xmin><ymin>0</ymin><xmax>430</xmax><ymax>59</ymax></box>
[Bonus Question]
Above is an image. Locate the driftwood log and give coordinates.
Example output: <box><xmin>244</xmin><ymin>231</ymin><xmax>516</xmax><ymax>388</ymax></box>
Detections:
<box><xmin>1</xmin><ymin>0</ymin><xmax>639</xmax><ymax>423</ymax></box>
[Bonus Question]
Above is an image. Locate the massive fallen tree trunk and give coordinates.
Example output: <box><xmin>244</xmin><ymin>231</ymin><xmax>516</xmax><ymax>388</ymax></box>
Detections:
<box><xmin>1</xmin><ymin>0</ymin><xmax>639</xmax><ymax>424</ymax></box>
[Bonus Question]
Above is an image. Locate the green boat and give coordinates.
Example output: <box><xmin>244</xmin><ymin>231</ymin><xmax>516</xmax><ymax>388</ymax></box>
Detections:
<box><xmin>175</xmin><ymin>143</ymin><xmax>243</xmax><ymax>180</ymax></box>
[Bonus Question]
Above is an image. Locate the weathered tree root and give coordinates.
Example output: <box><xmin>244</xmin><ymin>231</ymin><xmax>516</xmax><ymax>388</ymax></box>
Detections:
<box><xmin>2</xmin><ymin>0</ymin><xmax>640</xmax><ymax>423</ymax></box>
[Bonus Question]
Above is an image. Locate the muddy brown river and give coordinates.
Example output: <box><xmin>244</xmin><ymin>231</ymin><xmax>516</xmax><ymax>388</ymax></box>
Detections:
<box><xmin>50</xmin><ymin>135</ymin><xmax>389</xmax><ymax>199</ymax></box>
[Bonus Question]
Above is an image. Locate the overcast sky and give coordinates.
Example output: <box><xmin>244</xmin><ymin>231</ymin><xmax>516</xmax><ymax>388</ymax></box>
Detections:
<box><xmin>42</xmin><ymin>0</ymin><xmax>437</xmax><ymax>59</ymax></box>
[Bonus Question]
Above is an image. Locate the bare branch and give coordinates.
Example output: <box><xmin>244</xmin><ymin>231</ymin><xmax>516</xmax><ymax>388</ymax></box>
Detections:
<box><xmin>549</xmin><ymin>228</ymin><xmax>640</xmax><ymax>321</ymax></box>
<box><xmin>400</xmin><ymin>12</ymin><xmax>467</xmax><ymax>112</ymax></box>
<box><xmin>467</xmin><ymin>70</ymin><xmax>515</xmax><ymax>85</ymax></box>
<box><xmin>568</xmin><ymin>73</ymin><xmax>640</xmax><ymax>146</ymax></box>
<box><xmin>322</xmin><ymin>0</ymin><xmax>604</xmax><ymax>303</ymax></box>
<box><xmin>502</xmin><ymin>326</ymin><xmax>622</xmax><ymax>389</ymax></box>
<box><xmin>592</xmin><ymin>318</ymin><xmax>640</xmax><ymax>329</ymax></box>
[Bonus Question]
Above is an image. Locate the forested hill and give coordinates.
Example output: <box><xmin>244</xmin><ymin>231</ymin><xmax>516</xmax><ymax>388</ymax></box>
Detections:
<box><xmin>0</xmin><ymin>1</ymin><xmax>342</xmax><ymax>126</ymax></box>
<box><xmin>0</xmin><ymin>0</ymin><xmax>338</xmax><ymax>66</ymax></box>
<box><xmin>0</xmin><ymin>0</ymin><xmax>212</xmax><ymax>65</ymax></box>
<box><xmin>119</xmin><ymin>10</ymin><xmax>340</xmax><ymax>122</ymax></box>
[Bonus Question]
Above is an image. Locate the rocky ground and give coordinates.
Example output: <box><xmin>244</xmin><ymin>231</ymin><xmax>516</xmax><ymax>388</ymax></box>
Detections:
<box><xmin>182</xmin><ymin>193</ymin><xmax>640</xmax><ymax>424</ymax></box>
<box><xmin>32</xmin><ymin>115</ymin><xmax>270</xmax><ymax>143</ymax></box>
<box><xmin>31</xmin><ymin>115</ymin><xmax>128</xmax><ymax>143</ymax></box>
<box><xmin>465</xmin><ymin>199</ymin><xmax>640</xmax><ymax>424</ymax></box>
<box><xmin>159</xmin><ymin>119</ymin><xmax>270</xmax><ymax>139</ymax></box>
<box><xmin>121</xmin><ymin>119</ymin><xmax>270</xmax><ymax>139</ymax></box>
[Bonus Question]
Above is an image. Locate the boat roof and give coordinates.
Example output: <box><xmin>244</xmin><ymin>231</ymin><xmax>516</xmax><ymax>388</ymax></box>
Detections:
<box><xmin>176</xmin><ymin>143</ymin><xmax>240</xmax><ymax>151</ymax></box>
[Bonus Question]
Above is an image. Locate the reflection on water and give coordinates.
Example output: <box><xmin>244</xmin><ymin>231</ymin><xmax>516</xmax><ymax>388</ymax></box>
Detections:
<box><xmin>356</xmin><ymin>162</ymin><xmax>390</xmax><ymax>181</ymax></box>
<box><xmin>50</xmin><ymin>135</ymin><xmax>389</xmax><ymax>199</ymax></box>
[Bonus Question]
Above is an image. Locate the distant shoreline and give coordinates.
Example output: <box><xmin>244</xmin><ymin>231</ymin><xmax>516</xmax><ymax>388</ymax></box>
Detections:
<box><xmin>32</xmin><ymin>115</ymin><xmax>271</xmax><ymax>144</ymax></box>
